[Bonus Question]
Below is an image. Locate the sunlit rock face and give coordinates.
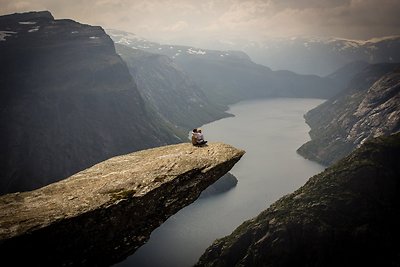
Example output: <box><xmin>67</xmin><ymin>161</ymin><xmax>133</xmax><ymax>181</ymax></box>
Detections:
<box><xmin>196</xmin><ymin>133</ymin><xmax>400</xmax><ymax>267</ymax></box>
<box><xmin>297</xmin><ymin>63</ymin><xmax>400</xmax><ymax>166</ymax></box>
<box><xmin>0</xmin><ymin>142</ymin><xmax>244</xmax><ymax>267</ymax></box>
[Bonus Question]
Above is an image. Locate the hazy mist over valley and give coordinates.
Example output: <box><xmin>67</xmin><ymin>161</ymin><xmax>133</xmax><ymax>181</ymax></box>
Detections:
<box><xmin>1</xmin><ymin>1</ymin><xmax>399</xmax><ymax>266</ymax></box>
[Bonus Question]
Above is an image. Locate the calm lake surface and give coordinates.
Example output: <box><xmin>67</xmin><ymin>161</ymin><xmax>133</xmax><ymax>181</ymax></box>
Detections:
<box><xmin>116</xmin><ymin>98</ymin><xmax>326</xmax><ymax>267</ymax></box>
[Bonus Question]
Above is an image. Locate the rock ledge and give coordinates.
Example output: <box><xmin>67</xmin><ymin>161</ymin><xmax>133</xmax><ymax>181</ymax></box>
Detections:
<box><xmin>0</xmin><ymin>142</ymin><xmax>244</xmax><ymax>266</ymax></box>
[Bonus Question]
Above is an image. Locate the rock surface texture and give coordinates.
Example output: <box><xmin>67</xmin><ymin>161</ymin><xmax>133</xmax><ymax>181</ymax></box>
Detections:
<box><xmin>196</xmin><ymin>133</ymin><xmax>400</xmax><ymax>267</ymax></box>
<box><xmin>298</xmin><ymin>64</ymin><xmax>400</xmax><ymax>166</ymax></box>
<box><xmin>0</xmin><ymin>142</ymin><xmax>244</xmax><ymax>267</ymax></box>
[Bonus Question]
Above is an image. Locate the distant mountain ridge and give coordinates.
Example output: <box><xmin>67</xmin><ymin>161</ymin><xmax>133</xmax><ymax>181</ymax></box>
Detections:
<box><xmin>106</xmin><ymin>29</ymin><xmax>252</xmax><ymax>62</ymax></box>
<box><xmin>221</xmin><ymin>35</ymin><xmax>400</xmax><ymax>76</ymax></box>
<box><xmin>326</xmin><ymin>60</ymin><xmax>370</xmax><ymax>89</ymax></box>
<box><xmin>105</xmin><ymin>31</ymin><xmax>400</xmax><ymax>76</ymax></box>
<box><xmin>107</xmin><ymin>29</ymin><xmax>342</xmax><ymax>105</ymax></box>
<box><xmin>0</xmin><ymin>11</ymin><xmax>181</xmax><ymax>195</ymax></box>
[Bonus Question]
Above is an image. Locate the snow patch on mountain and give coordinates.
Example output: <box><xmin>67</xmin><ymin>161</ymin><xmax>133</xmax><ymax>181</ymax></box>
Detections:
<box><xmin>28</xmin><ymin>26</ymin><xmax>40</xmax><ymax>33</ymax></box>
<box><xmin>116</xmin><ymin>37</ymin><xmax>132</xmax><ymax>45</ymax></box>
<box><xmin>367</xmin><ymin>35</ymin><xmax>400</xmax><ymax>43</ymax></box>
<box><xmin>187</xmin><ymin>48</ymin><xmax>206</xmax><ymax>55</ymax></box>
<box><xmin>18</xmin><ymin>21</ymin><xmax>37</xmax><ymax>25</ymax></box>
<box><xmin>0</xmin><ymin>31</ymin><xmax>17</xmax><ymax>41</ymax></box>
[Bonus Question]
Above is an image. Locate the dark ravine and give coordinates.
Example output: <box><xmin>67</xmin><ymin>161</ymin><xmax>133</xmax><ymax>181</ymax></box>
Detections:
<box><xmin>0</xmin><ymin>142</ymin><xmax>245</xmax><ymax>267</ymax></box>
<box><xmin>196</xmin><ymin>133</ymin><xmax>400</xmax><ymax>267</ymax></box>
<box><xmin>0</xmin><ymin>11</ymin><xmax>182</xmax><ymax>195</ymax></box>
<box><xmin>298</xmin><ymin>63</ymin><xmax>400</xmax><ymax>166</ymax></box>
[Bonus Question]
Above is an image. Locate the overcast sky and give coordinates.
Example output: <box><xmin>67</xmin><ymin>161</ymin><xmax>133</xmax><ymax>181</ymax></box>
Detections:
<box><xmin>1</xmin><ymin>0</ymin><xmax>400</xmax><ymax>47</ymax></box>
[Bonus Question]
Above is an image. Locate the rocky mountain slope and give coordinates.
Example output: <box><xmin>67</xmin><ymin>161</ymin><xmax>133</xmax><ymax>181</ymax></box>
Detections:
<box><xmin>115</xmin><ymin>43</ymin><xmax>230</xmax><ymax>131</ymax></box>
<box><xmin>232</xmin><ymin>35</ymin><xmax>400</xmax><ymax>76</ymax></box>
<box><xmin>0</xmin><ymin>142</ymin><xmax>244</xmax><ymax>267</ymax></box>
<box><xmin>326</xmin><ymin>60</ymin><xmax>370</xmax><ymax>89</ymax></box>
<box><xmin>107</xmin><ymin>29</ymin><xmax>341</xmax><ymax>105</ymax></box>
<box><xmin>196</xmin><ymin>133</ymin><xmax>400</xmax><ymax>267</ymax></box>
<box><xmin>0</xmin><ymin>11</ymin><xmax>182</xmax><ymax>195</ymax></box>
<box><xmin>297</xmin><ymin>63</ymin><xmax>400</xmax><ymax>166</ymax></box>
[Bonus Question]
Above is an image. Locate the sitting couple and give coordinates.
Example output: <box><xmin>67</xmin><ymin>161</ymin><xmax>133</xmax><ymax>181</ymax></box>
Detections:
<box><xmin>191</xmin><ymin>128</ymin><xmax>208</xmax><ymax>146</ymax></box>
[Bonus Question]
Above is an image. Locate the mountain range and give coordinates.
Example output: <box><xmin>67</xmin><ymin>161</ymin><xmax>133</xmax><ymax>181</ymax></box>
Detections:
<box><xmin>2</xmin><ymin>9</ymin><xmax>400</xmax><ymax>267</ymax></box>
<box><xmin>211</xmin><ymin>35</ymin><xmax>400</xmax><ymax>76</ymax></box>
<box><xmin>107</xmin><ymin>29</ymin><xmax>342</xmax><ymax>106</ymax></box>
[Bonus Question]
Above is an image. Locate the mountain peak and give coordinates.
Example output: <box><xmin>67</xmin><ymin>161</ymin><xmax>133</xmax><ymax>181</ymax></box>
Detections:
<box><xmin>0</xmin><ymin>10</ymin><xmax>54</xmax><ymax>22</ymax></box>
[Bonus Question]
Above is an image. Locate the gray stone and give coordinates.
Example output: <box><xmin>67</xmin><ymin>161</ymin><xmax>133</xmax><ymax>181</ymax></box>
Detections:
<box><xmin>0</xmin><ymin>142</ymin><xmax>244</xmax><ymax>266</ymax></box>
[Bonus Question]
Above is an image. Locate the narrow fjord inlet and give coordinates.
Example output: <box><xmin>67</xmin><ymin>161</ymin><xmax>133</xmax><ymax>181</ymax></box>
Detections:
<box><xmin>117</xmin><ymin>98</ymin><xmax>325</xmax><ymax>267</ymax></box>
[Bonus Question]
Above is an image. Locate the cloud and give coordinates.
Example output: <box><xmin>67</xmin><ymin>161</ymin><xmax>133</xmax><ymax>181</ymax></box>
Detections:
<box><xmin>284</xmin><ymin>0</ymin><xmax>400</xmax><ymax>38</ymax></box>
<box><xmin>163</xmin><ymin>21</ymin><xmax>189</xmax><ymax>32</ymax></box>
<box><xmin>0</xmin><ymin>0</ymin><xmax>399</xmax><ymax>47</ymax></box>
<box><xmin>271</xmin><ymin>0</ymin><xmax>351</xmax><ymax>10</ymax></box>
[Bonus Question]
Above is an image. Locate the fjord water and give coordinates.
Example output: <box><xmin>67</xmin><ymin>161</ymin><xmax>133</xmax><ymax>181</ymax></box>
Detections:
<box><xmin>116</xmin><ymin>98</ymin><xmax>325</xmax><ymax>267</ymax></box>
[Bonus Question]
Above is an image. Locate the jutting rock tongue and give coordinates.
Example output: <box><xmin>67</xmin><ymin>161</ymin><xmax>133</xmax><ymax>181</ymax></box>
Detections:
<box><xmin>0</xmin><ymin>142</ymin><xmax>245</xmax><ymax>267</ymax></box>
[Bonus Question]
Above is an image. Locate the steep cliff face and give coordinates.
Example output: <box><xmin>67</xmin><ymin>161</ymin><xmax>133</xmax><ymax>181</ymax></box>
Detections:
<box><xmin>0</xmin><ymin>142</ymin><xmax>245</xmax><ymax>267</ymax></box>
<box><xmin>0</xmin><ymin>11</ymin><xmax>181</xmax><ymax>195</ymax></box>
<box><xmin>115</xmin><ymin>43</ymin><xmax>231</xmax><ymax>130</ymax></box>
<box><xmin>196</xmin><ymin>133</ymin><xmax>400</xmax><ymax>267</ymax></box>
<box><xmin>297</xmin><ymin>63</ymin><xmax>400</xmax><ymax>166</ymax></box>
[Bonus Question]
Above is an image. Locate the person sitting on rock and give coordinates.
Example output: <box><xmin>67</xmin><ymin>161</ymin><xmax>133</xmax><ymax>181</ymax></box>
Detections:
<box><xmin>196</xmin><ymin>129</ymin><xmax>207</xmax><ymax>145</ymax></box>
<box><xmin>191</xmin><ymin>128</ymin><xmax>207</xmax><ymax>146</ymax></box>
<box><xmin>191</xmin><ymin>128</ymin><xmax>199</xmax><ymax>146</ymax></box>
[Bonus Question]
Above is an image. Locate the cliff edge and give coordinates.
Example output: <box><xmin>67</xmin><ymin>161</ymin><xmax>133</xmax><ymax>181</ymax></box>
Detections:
<box><xmin>0</xmin><ymin>11</ymin><xmax>182</xmax><ymax>195</ymax></box>
<box><xmin>297</xmin><ymin>64</ymin><xmax>400</xmax><ymax>166</ymax></box>
<box><xmin>0</xmin><ymin>142</ymin><xmax>244</xmax><ymax>267</ymax></box>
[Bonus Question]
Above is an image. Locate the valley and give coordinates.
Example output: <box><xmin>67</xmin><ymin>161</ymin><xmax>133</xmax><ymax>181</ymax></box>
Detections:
<box><xmin>1</xmin><ymin>7</ymin><xmax>399</xmax><ymax>267</ymax></box>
